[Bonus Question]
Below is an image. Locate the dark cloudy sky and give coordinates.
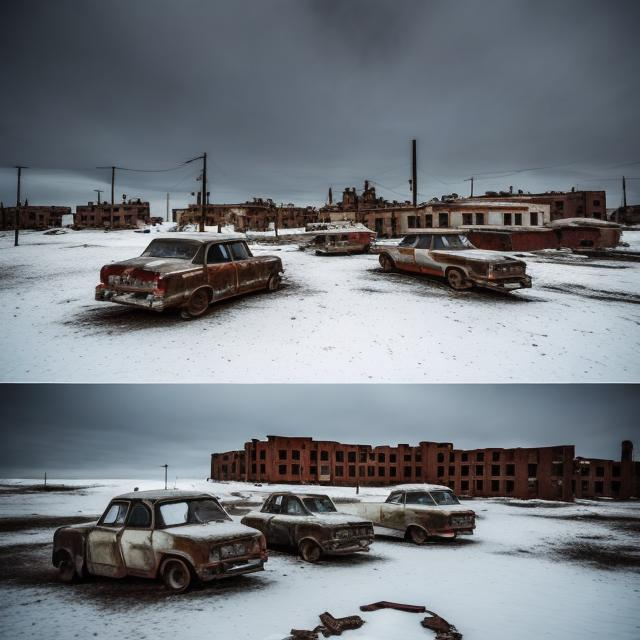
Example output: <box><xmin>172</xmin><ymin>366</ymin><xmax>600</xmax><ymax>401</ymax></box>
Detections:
<box><xmin>0</xmin><ymin>0</ymin><xmax>638</xmax><ymax>214</ymax></box>
<box><xmin>1</xmin><ymin>385</ymin><xmax>637</xmax><ymax>478</ymax></box>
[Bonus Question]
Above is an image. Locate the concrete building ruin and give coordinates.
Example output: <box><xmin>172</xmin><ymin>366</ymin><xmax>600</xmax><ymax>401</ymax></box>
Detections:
<box><xmin>0</xmin><ymin>204</ymin><xmax>71</xmax><ymax>230</ymax></box>
<box><xmin>74</xmin><ymin>199</ymin><xmax>154</xmax><ymax>228</ymax></box>
<box><xmin>210</xmin><ymin>436</ymin><xmax>639</xmax><ymax>501</ymax></box>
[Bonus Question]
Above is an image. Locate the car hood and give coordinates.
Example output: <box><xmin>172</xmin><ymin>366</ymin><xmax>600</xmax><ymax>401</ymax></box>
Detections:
<box><xmin>407</xmin><ymin>504</ymin><xmax>475</xmax><ymax>515</ymax></box>
<box><xmin>244</xmin><ymin>511</ymin><xmax>372</xmax><ymax>526</ymax></box>
<box><xmin>162</xmin><ymin>521</ymin><xmax>261</xmax><ymax>542</ymax></box>
<box><xmin>106</xmin><ymin>256</ymin><xmax>200</xmax><ymax>275</ymax></box>
<box><xmin>432</xmin><ymin>249</ymin><xmax>521</xmax><ymax>263</ymax></box>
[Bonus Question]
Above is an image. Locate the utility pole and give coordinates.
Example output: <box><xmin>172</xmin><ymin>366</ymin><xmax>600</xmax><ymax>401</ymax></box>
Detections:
<box><xmin>166</xmin><ymin>193</ymin><xmax>170</xmax><ymax>222</ymax></box>
<box><xmin>465</xmin><ymin>177</ymin><xmax>474</xmax><ymax>197</ymax></box>
<box><xmin>162</xmin><ymin>464</ymin><xmax>168</xmax><ymax>490</ymax></box>
<box><xmin>200</xmin><ymin>152</ymin><xmax>207</xmax><ymax>232</ymax></box>
<box><xmin>14</xmin><ymin>166</ymin><xmax>26</xmax><ymax>247</ymax></box>
<box><xmin>94</xmin><ymin>189</ymin><xmax>103</xmax><ymax>205</ymax></box>
<box><xmin>411</xmin><ymin>139</ymin><xmax>418</xmax><ymax>208</ymax></box>
<box><xmin>623</xmin><ymin>176</ymin><xmax>627</xmax><ymax>208</ymax></box>
<box><xmin>110</xmin><ymin>166</ymin><xmax>115</xmax><ymax>229</ymax></box>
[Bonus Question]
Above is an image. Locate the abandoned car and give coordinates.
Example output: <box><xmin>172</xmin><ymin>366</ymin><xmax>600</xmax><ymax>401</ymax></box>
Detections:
<box><xmin>342</xmin><ymin>484</ymin><xmax>475</xmax><ymax>544</ymax></box>
<box><xmin>378</xmin><ymin>230</ymin><xmax>532</xmax><ymax>291</ymax></box>
<box><xmin>304</xmin><ymin>229</ymin><xmax>376</xmax><ymax>255</ymax></box>
<box><xmin>52</xmin><ymin>490</ymin><xmax>268</xmax><ymax>592</ymax></box>
<box><xmin>240</xmin><ymin>492</ymin><xmax>375</xmax><ymax>562</ymax></box>
<box><xmin>95</xmin><ymin>234</ymin><xmax>283</xmax><ymax>317</ymax></box>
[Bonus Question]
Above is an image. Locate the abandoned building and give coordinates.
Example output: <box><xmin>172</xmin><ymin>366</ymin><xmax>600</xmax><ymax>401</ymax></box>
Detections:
<box><xmin>0</xmin><ymin>204</ymin><xmax>71</xmax><ymax>230</ymax></box>
<box><xmin>210</xmin><ymin>436</ymin><xmax>639</xmax><ymax>501</ymax></box>
<box><xmin>74</xmin><ymin>199</ymin><xmax>153</xmax><ymax>228</ymax></box>
<box><xmin>173</xmin><ymin>198</ymin><xmax>317</xmax><ymax>231</ymax></box>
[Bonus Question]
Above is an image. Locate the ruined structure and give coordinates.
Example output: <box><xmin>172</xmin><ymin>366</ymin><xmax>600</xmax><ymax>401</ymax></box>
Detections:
<box><xmin>74</xmin><ymin>199</ymin><xmax>152</xmax><ymax>228</ymax></box>
<box><xmin>0</xmin><ymin>204</ymin><xmax>71</xmax><ymax>230</ymax></box>
<box><xmin>211</xmin><ymin>436</ymin><xmax>639</xmax><ymax>501</ymax></box>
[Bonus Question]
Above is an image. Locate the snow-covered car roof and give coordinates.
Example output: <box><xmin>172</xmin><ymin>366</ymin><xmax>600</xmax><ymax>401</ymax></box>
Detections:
<box><xmin>266</xmin><ymin>491</ymin><xmax>334</xmax><ymax>499</ymax></box>
<box><xmin>392</xmin><ymin>483</ymin><xmax>453</xmax><ymax>492</ymax></box>
<box><xmin>146</xmin><ymin>233</ymin><xmax>246</xmax><ymax>243</ymax></box>
<box><xmin>113</xmin><ymin>490</ymin><xmax>216</xmax><ymax>501</ymax></box>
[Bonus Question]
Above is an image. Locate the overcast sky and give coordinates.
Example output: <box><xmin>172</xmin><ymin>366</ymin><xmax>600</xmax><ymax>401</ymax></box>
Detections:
<box><xmin>1</xmin><ymin>385</ymin><xmax>637</xmax><ymax>479</ymax></box>
<box><xmin>0</xmin><ymin>0</ymin><xmax>638</xmax><ymax>215</ymax></box>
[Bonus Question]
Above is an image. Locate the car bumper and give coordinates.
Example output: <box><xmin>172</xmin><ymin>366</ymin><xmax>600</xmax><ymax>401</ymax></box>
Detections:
<box><xmin>430</xmin><ymin>527</ymin><xmax>475</xmax><ymax>538</ymax></box>
<box><xmin>322</xmin><ymin>536</ymin><xmax>374</xmax><ymax>555</ymax></box>
<box><xmin>95</xmin><ymin>286</ymin><xmax>168</xmax><ymax>311</ymax></box>
<box><xmin>472</xmin><ymin>275</ymin><xmax>532</xmax><ymax>291</ymax></box>
<box><xmin>198</xmin><ymin>555</ymin><xmax>266</xmax><ymax>581</ymax></box>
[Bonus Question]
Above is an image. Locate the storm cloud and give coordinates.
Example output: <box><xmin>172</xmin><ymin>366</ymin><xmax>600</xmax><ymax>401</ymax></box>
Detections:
<box><xmin>0</xmin><ymin>0</ymin><xmax>638</xmax><ymax>213</ymax></box>
<box><xmin>0</xmin><ymin>384</ymin><xmax>637</xmax><ymax>478</ymax></box>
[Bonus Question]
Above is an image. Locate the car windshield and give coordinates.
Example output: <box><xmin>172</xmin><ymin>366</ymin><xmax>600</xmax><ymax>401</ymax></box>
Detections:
<box><xmin>429</xmin><ymin>490</ymin><xmax>460</xmax><ymax>505</ymax></box>
<box><xmin>302</xmin><ymin>496</ymin><xmax>337</xmax><ymax>513</ymax></box>
<box><xmin>158</xmin><ymin>498</ymin><xmax>229</xmax><ymax>527</ymax></box>
<box><xmin>141</xmin><ymin>239</ymin><xmax>201</xmax><ymax>260</ymax></box>
<box><xmin>433</xmin><ymin>235</ymin><xmax>473</xmax><ymax>250</ymax></box>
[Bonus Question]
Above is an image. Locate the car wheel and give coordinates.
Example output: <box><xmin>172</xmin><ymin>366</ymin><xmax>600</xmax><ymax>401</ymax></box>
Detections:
<box><xmin>446</xmin><ymin>268</ymin><xmax>470</xmax><ymax>291</ymax></box>
<box><xmin>57</xmin><ymin>550</ymin><xmax>77</xmax><ymax>583</ymax></box>
<box><xmin>407</xmin><ymin>526</ymin><xmax>428</xmax><ymax>545</ymax></box>
<box><xmin>267</xmin><ymin>273</ymin><xmax>281</xmax><ymax>292</ymax></box>
<box><xmin>379</xmin><ymin>254</ymin><xmax>395</xmax><ymax>272</ymax></box>
<box><xmin>161</xmin><ymin>558</ymin><xmax>192</xmax><ymax>593</ymax></box>
<box><xmin>299</xmin><ymin>540</ymin><xmax>322</xmax><ymax>563</ymax></box>
<box><xmin>185</xmin><ymin>288</ymin><xmax>210</xmax><ymax>318</ymax></box>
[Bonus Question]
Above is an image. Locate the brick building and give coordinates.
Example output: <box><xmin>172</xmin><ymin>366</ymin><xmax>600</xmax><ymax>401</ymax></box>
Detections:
<box><xmin>210</xmin><ymin>436</ymin><xmax>639</xmax><ymax>501</ymax></box>
<box><xmin>0</xmin><ymin>204</ymin><xmax>71</xmax><ymax>230</ymax></box>
<box><xmin>74</xmin><ymin>199</ymin><xmax>151</xmax><ymax>228</ymax></box>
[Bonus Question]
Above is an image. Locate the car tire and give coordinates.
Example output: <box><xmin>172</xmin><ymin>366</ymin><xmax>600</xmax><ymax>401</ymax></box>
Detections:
<box><xmin>161</xmin><ymin>557</ymin><xmax>193</xmax><ymax>593</ymax></box>
<box><xmin>379</xmin><ymin>254</ymin><xmax>395</xmax><ymax>272</ymax></box>
<box><xmin>267</xmin><ymin>273</ymin><xmax>281</xmax><ymax>292</ymax></box>
<box><xmin>407</xmin><ymin>526</ymin><xmax>428</xmax><ymax>545</ymax></box>
<box><xmin>298</xmin><ymin>540</ymin><xmax>322</xmax><ymax>563</ymax></box>
<box><xmin>57</xmin><ymin>550</ymin><xmax>77</xmax><ymax>583</ymax></box>
<box><xmin>446</xmin><ymin>268</ymin><xmax>470</xmax><ymax>291</ymax></box>
<box><xmin>185</xmin><ymin>288</ymin><xmax>210</xmax><ymax>318</ymax></box>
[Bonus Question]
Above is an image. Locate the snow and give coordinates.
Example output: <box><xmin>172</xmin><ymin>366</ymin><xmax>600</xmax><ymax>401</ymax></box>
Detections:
<box><xmin>1</xmin><ymin>479</ymin><xmax>639</xmax><ymax>640</ymax></box>
<box><xmin>1</xmin><ymin>228</ymin><xmax>639</xmax><ymax>382</ymax></box>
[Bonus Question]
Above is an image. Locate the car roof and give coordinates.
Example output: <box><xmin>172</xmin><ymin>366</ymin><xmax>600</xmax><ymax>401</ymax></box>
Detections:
<box><xmin>267</xmin><ymin>491</ymin><xmax>332</xmax><ymax>499</ymax></box>
<box><xmin>392</xmin><ymin>483</ymin><xmax>453</xmax><ymax>492</ymax></box>
<box><xmin>113</xmin><ymin>490</ymin><xmax>216</xmax><ymax>502</ymax></box>
<box><xmin>149</xmin><ymin>233</ymin><xmax>246</xmax><ymax>244</ymax></box>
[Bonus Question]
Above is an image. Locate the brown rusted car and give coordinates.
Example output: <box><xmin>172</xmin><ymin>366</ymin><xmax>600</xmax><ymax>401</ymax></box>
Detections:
<box><xmin>342</xmin><ymin>485</ymin><xmax>475</xmax><ymax>544</ymax></box>
<box><xmin>95</xmin><ymin>234</ymin><xmax>283</xmax><ymax>318</ymax></box>
<box><xmin>241</xmin><ymin>492</ymin><xmax>375</xmax><ymax>562</ymax></box>
<box><xmin>378</xmin><ymin>230</ymin><xmax>532</xmax><ymax>291</ymax></box>
<box><xmin>52</xmin><ymin>490</ymin><xmax>268</xmax><ymax>593</ymax></box>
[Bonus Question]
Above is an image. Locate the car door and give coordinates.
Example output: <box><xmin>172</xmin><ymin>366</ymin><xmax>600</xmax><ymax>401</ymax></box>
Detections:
<box><xmin>205</xmin><ymin>242</ymin><xmax>238</xmax><ymax>300</ymax></box>
<box><xmin>86</xmin><ymin>501</ymin><xmax>129</xmax><ymax>578</ymax></box>
<box><xmin>394</xmin><ymin>235</ymin><xmax>418</xmax><ymax>267</ymax></box>
<box><xmin>414</xmin><ymin>234</ymin><xmax>443</xmax><ymax>275</ymax></box>
<box><xmin>119</xmin><ymin>502</ymin><xmax>155</xmax><ymax>576</ymax></box>
<box><xmin>268</xmin><ymin>496</ymin><xmax>303</xmax><ymax>547</ymax></box>
<box><xmin>380</xmin><ymin>493</ymin><xmax>405</xmax><ymax>531</ymax></box>
<box><xmin>229</xmin><ymin>241</ymin><xmax>265</xmax><ymax>293</ymax></box>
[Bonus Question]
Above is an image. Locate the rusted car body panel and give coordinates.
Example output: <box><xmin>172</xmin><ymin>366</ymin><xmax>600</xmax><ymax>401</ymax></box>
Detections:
<box><xmin>342</xmin><ymin>485</ymin><xmax>475</xmax><ymax>540</ymax></box>
<box><xmin>241</xmin><ymin>492</ymin><xmax>374</xmax><ymax>559</ymax></box>
<box><xmin>379</xmin><ymin>231</ymin><xmax>531</xmax><ymax>291</ymax></box>
<box><xmin>309</xmin><ymin>230</ymin><xmax>377</xmax><ymax>255</ymax></box>
<box><xmin>95</xmin><ymin>234</ymin><xmax>283</xmax><ymax>313</ymax></box>
<box><xmin>52</xmin><ymin>490</ymin><xmax>267</xmax><ymax>586</ymax></box>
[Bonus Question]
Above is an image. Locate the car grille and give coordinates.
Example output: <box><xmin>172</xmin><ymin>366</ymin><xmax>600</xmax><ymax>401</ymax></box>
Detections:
<box><xmin>491</xmin><ymin>264</ymin><xmax>523</xmax><ymax>275</ymax></box>
<box><xmin>220</xmin><ymin>541</ymin><xmax>249</xmax><ymax>559</ymax></box>
<box><xmin>451</xmin><ymin>515</ymin><xmax>474</xmax><ymax>527</ymax></box>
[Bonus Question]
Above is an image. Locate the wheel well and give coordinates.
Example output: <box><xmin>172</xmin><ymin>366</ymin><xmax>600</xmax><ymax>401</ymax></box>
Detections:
<box><xmin>298</xmin><ymin>537</ymin><xmax>323</xmax><ymax>551</ymax></box>
<box><xmin>158</xmin><ymin>553</ymin><xmax>195</xmax><ymax>578</ymax></box>
<box><xmin>405</xmin><ymin>524</ymin><xmax>429</xmax><ymax>539</ymax></box>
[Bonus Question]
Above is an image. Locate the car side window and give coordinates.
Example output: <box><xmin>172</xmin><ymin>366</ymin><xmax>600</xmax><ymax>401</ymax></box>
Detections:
<box><xmin>399</xmin><ymin>235</ymin><xmax>417</xmax><ymax>247</ymax></box>
<box><xmin>229</xmin><ymin>242</ymin><xmax>251</xmax><ymax>261</ymax></box>
<box><xmin>385</xmin><ymin>493</ymin><xmax>403</xmax><ymax>505</ymax></box>
<box><xmin>101</xmin><ymin>501</ymin><xmax>129</xmax><ymax>526</ymax></box>
<box><xmin>284</xmin><ymin>497</ymin><xmax>305</xmax><ymax>515</ymax></box>
<box><xmin>416</xmin><ymin>235</ymin><xmax>432</xmax><ymax>250</ymax></box>
<box><xmin>433</xmin><ymin>236</ymin><xmax>447</xmax><ymax>249</ymax></box>
<box><xmin>127</xmin><ymin>503</ymin><xmax>152</xmax><ymax>528</ymax></box>
<box><xmin>206</xmin><ymin>243</ymin><xmax>231</xmax><ymax>264</ymax></box>
<box><xmin>263</xmin><ymin>495</ymin><xmax>283</xmax><ymax>514</ymax></box>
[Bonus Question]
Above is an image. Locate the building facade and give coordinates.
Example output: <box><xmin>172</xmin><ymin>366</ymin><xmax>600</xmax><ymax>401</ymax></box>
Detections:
<box><xmin>74</xmin><ymin>199</ymin><xmax>152</xmax><ymax>228</ymax></box>
<box><xmin>0</xmin><ymin>204</ymin><xmax>71</xmax><ymax>230</ymax></box>
<box><xmin>210</xmin><ymin>436</ymin><xmax>639</xmax><ymax>501</ymax></box>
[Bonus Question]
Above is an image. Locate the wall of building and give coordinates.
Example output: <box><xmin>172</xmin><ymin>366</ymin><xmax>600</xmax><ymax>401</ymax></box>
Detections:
<box><xmin>0</xmin><ymin>205</ymin><xmax>71</xmax><ymax>230</ymax></box>
<box><xmin>211</xmin><ymin>436</ymin><xmax>637</xmax><ymax>501</ymax></box>
<box><xmin>74</xmin><ymin>200</ymin><xmax>151</xmax><ymax>228</ymax></box>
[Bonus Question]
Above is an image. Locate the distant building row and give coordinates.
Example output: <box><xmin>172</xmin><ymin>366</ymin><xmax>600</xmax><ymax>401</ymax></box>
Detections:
<box><xmin>211</xmin><ymin>436</ymin><xmax>639</xmax><ymax>502</ymax></box>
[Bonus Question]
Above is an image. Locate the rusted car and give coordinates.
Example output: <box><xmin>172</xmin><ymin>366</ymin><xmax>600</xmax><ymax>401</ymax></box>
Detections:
<box><xmin>95</xmin><ymin>234</ymin><xmax>283</xmax><ymax>317</ymax></box>
<box><xmin>240</xmin><ymin>492</ymin><xmax>374</xmax><ymax>562</ymax></box>
<box><xmin>52</xmin><ymin>490</ymin><xmax>267</xmax><ymax>592</ymax></box>
<box><xmin>306</xmin><ymin>229</ymin><xmax>376</xmax><ymax>255</ymax></box>
<box><xmin>378</xmin><ymin>230</ymin><xmax>532</xmax><ymax>291</ymax></box>
<box><xmin>342</xmin><ymin>484</ymin><xmax>475</xmax><ymax>544</ymax></box>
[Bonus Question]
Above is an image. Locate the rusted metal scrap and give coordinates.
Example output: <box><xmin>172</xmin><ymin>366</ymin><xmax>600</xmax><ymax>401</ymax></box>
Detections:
<box><xmin>360</xmin><ymin>601</ymin><xmax>427</xmax><ymax>613</ymax></box>
<box><xmin>421</xmin><ymin>610</ymin><xmax>462</xmax><ymax>640</ymax></box>
<box><xmin>318</xmin><ymin>612</ymin><xmax>365</xmax><ymax>636</ymax></box>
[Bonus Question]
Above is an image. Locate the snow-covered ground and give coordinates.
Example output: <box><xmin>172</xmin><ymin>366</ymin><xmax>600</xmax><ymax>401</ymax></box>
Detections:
<box><xmin>0</xmin><ymin>479</ymin><xmax>638</xmax><ymax>640</ymax></box>
<box><xmin>1</xmin><ymin>228</ymin><xmax>639</xmax><ymax>382</ymax></box>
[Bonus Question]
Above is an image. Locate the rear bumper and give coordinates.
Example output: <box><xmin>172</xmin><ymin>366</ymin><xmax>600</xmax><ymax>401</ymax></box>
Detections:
<box><xmin>95</xmin><ymin>286</ymin><xmax>168</xmax><ymax>312</ymax></box>
<box><xmin>472</xmin><ymin>275</ymin><xmax>532</xmax><ymax>291</ymax></box>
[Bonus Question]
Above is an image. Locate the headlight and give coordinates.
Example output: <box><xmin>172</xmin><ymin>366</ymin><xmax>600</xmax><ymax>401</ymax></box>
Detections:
<box><xmin>209</xmin><ymin>547</ymin><xmax>221</xmax><ymax>563</ymax></box>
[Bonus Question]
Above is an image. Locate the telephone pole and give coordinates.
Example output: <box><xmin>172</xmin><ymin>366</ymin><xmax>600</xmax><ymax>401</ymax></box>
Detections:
<box><xmin>166</xmin><ymin>193</ymin><xmax>170</xmax><ymax>222</ymax></box>
<box><xmin>200</xmin><ymin>153</ymin><xmax>207</xmax><ymax>232</ymax></box>
<box><xmin>411</xmin><ymin>139</ymin><xmax>418</xmax><ymax>207</ymax></box>
<box><xmin>96</xmin><ymin>166</ymin><xmax>116</xmax><ymax>228</ymax></box>
<box><xmin>623</xmin><ymin>176</ymin><xmax>627</xmax><ymax>208</ymax></box>
<box><xmin>162</xmin><ymin>464</ymin><xmax>168</xmax><ymax>490</ymax></box>
<box><xmin>14</xmin><ymin>166</ymin><xmax>26</xmax><ymax>247</ymax></box>
<box><xmin>465</xmin><ymin>177</ymin><xmax>474</xmax><ymax>197</ymax></box>
<box><xmin>94</xmin><ymin>189</ymin><xmax>103</xmax><ymax>205</ymax></box>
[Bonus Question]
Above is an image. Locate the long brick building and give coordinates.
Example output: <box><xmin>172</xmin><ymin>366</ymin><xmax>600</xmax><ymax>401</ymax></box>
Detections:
<box><xmin>210</xmin><ymin>436</ymin><xmax>639</xmax><ymax>501</ymax></box>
